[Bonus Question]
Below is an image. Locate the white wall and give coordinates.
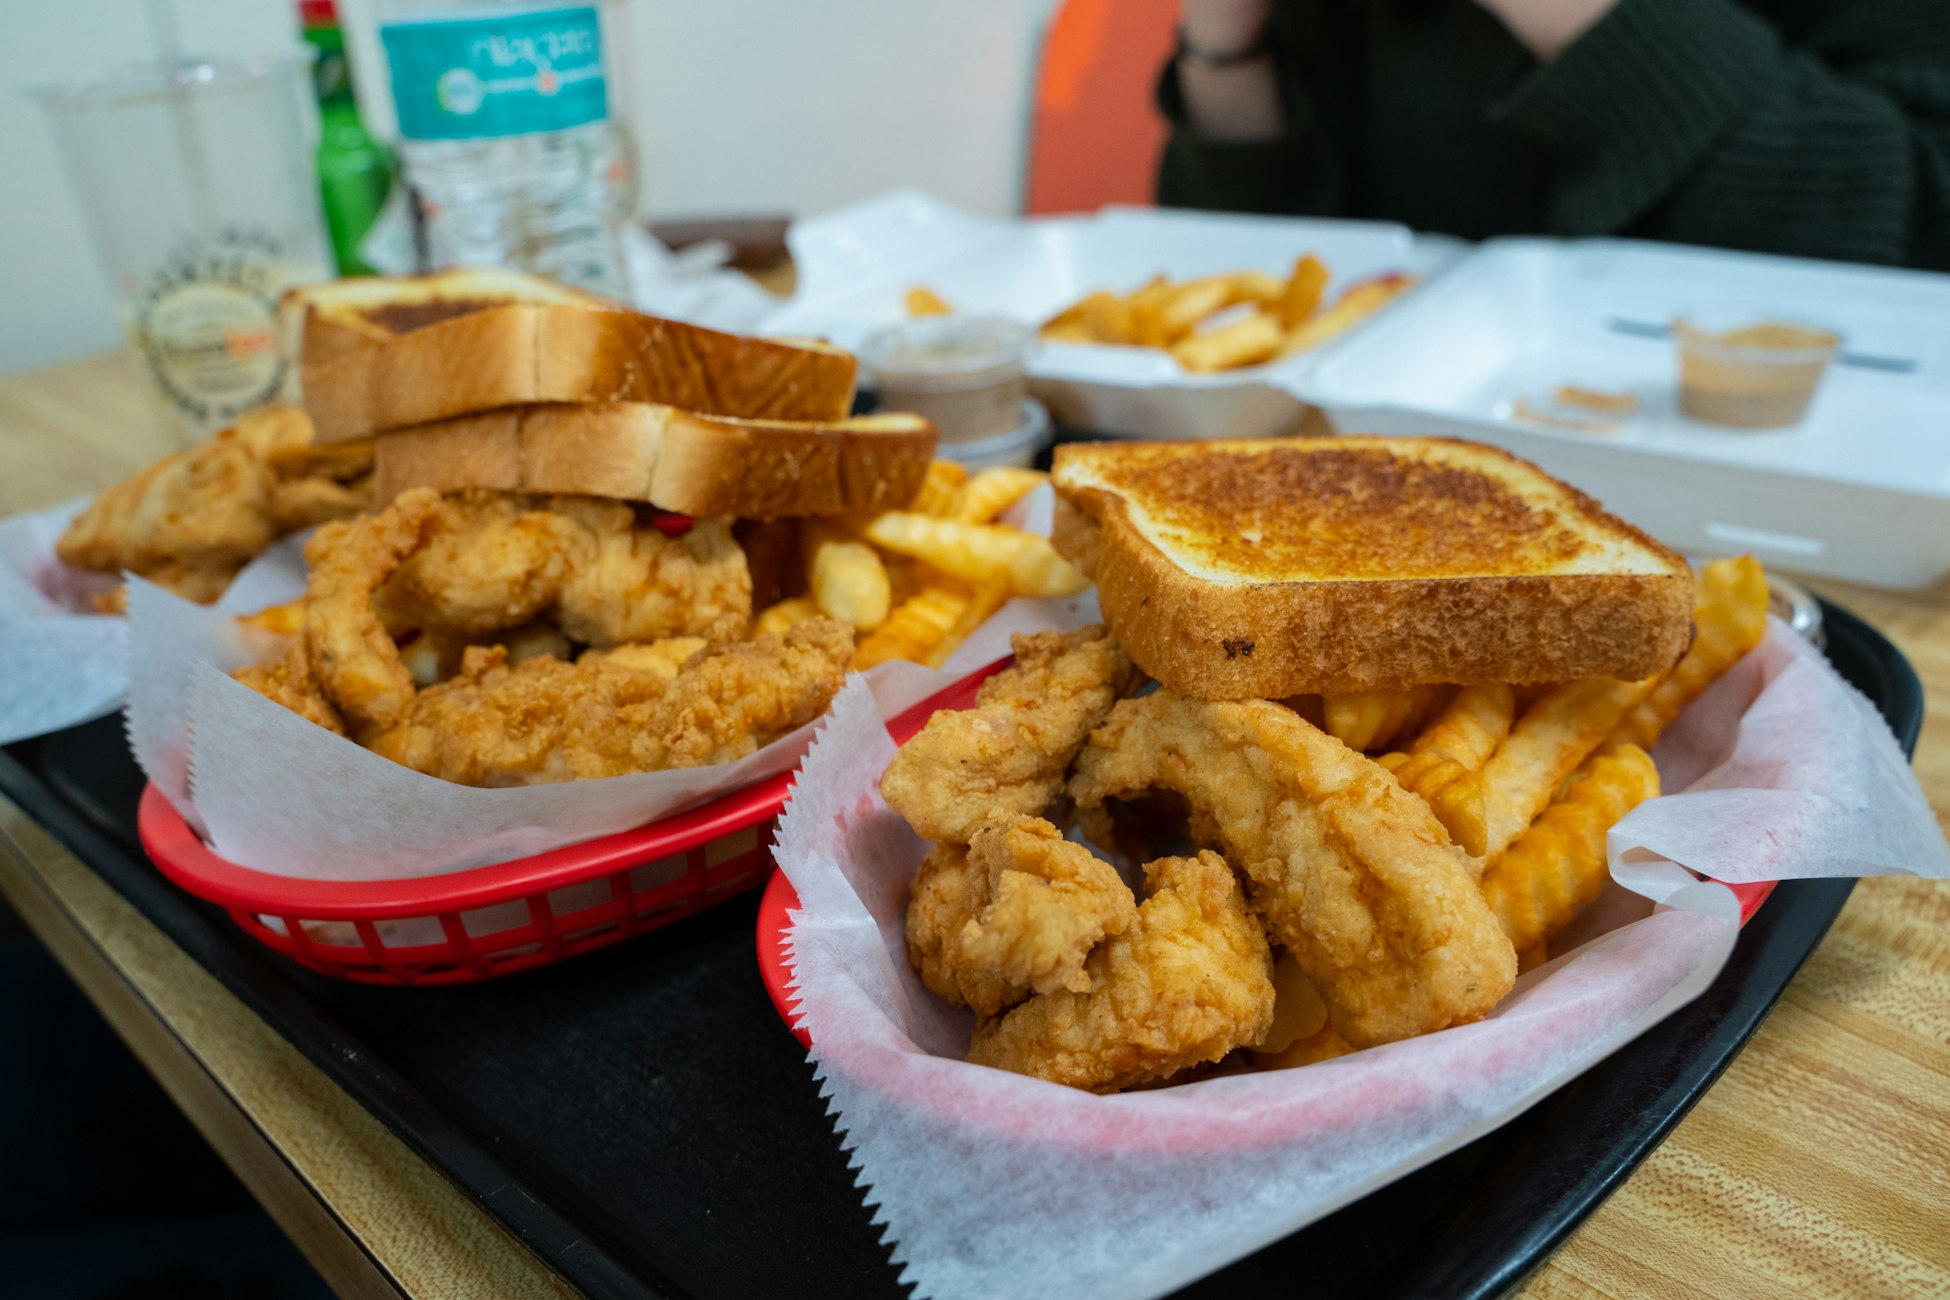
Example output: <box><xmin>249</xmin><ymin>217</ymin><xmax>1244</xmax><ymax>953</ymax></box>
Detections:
<box><xmin>0</xmin><ymin>0</ymin><xmax>1055</xmax><ymax>374</ymax></box>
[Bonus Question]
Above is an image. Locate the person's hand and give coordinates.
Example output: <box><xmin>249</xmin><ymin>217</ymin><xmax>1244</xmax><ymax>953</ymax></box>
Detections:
<box><xmin>1473</xmin><ymin>0</ymin><xmax>1620</xmax><ymax>60</ymax></box>
<box><xmin>1181</xmin><ymin>0</ymin><xmax>1272</xmax><ymax>60</ymax></box>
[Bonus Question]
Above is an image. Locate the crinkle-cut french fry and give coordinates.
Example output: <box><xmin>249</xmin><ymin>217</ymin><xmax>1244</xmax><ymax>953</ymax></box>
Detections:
<box><xmin>803</xmin><ymin>520</ymin><xmax>891</xmax><ymax>631</ymax></box>
<box><xmin>1157</xmin><ymin>276</ymin><xmax>1236</xmax><ymax>339</ymax></box>
<box><xmin>1405</xmin><ymin>682</ymin><xmax>1516</xmax><ymax>771</ymax></box>
<box><xmin>1080</xmin><ymin>290</ymin><xmax>1142</xmax><ymax>345</ymax></box>
<box><xmin>1379</xmin><ymin>749</ymin><xmax>1488</xmax><ymax>858</ymax></box>
<box><xmin>753</xmin><ymin>594</ymin><xmax>820</xmax><ymax>638</ymax></box>
<box><xmin>1040</xmin><ymin>320</ymin><xmax>1096</xmax><ymax>343</ymax></box>
<box><xmin>1324</xmin><ymin>683</ymin><xmax>1447</xmax><ymax>752</ymax></box>
<box><xmin>905</xmin><ymin>285</ymin><xmax>953</xmax><ymax>316</ymax></box>
<box><xmin>1611</xmin><ymin>554</ymin><xmax>1769</xmax><ymax>750</ymax></box>
<box><xmin>1279</xmin><ymin>273</ymin><xmax>1414</xmax><ymax>356</ymax></box>
<box><xmin>1253</xmin><ymin>1024</ymin><xmax>1357</xmax><ymax>1070</ymax></box>
<box><xmin>1251</xmin><ymin>950</ymin><xmax>1358</xmax><ymax>1070</ymax></box>
<box><xmin>910</xmin><ymin>459</ymin><xmax>969</xmax><ymax>516</ymax></box>
<box><xmin>860</xmin><ymin>512</ymin><xmax>1087</xmax><ymax>598</ymax></box>
<box><xmin>1479</xmin><ymin>674</ymin><xmax>1660</xmax><ymax>858</ymax></box>
<box><xmin>949</xmin><ymin>467</ymin><xmax>1046</xmax><ymax>523</ymax></box>
<box><xmin>1479</xmin><ymin>743</ymin><xmax>1659</xmax><ymax>953</ymax></box>
<box><xmin>1515</xmin><ymin>940</ymin><xmax>1551</xmax><ymax>974</ymax></box>
<box><xmin>1231</xmin><ymin>270</ymin><xmax>1286</xmax><ymax>306</ymax></box>
<box><xmin>923</xmin><ymin>577</ymin><xmax>1012</xmax><ymax>670</ymax></box>
<box><xmin>1277</xmin><ymin>254</ymin><xmax>1330</xmax><ymax>328</ymax></box>
<box><xmin>1257</xmin><ymin>949</ymin><xmax>1327</xmax><ymax>1054</ymax></box>
<box><xmin>851</xmin><ymin>583</ymin><xmax>968</xmax><ymax>669</ymax></box>
<box><xmin>1171</xmin><ymin>311</ymin><xmax>1285</xmax><ymax>373</ymax></box>
<box><xmin>237</xmin><ymin>599</ymin><xmax>306</xmax><ymax>636</ymax></box>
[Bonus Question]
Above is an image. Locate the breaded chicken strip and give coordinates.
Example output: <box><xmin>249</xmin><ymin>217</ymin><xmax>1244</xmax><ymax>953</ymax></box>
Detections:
<box><xmin>232</xmin><ymin>638</ymin><xmax>346</xmax><ymax>737</ymax></box>
<box><xmin>905</xmin><ymin>813</ymin><xmax>1137</xmax><ymax>1017</ymax></box>
<box><xmin>58</xmin><ymin>406</ymin><xmax>370</xmax><ymax>605</ymax></box>
<box><xmin>380</xmin><ymin>490</ymin><xmax>578</xmax><ymax>637</ymax></box>
<box><xmin>879</xmin><ymin>625</ymin><xmax>1137</xmax><ymax>844</ymax></box>
<box><xmin>373</xmin><ymin>491</ymin><xmax>749</xmax><ymax>647</ymax></box>
<box><xmin>303</xmin><ymin>489</ymin><xmax>449</xmax><ymax>736</ymax></box>
<box><xmin>1070</xmin><ymin>691</ymin><xmax>1516</xmax><ymax>1050</ymax></box>
<box><xmin>967</xmin><ymin>849</ymin><xmax>1275</xmax><ymax>1093</ymax></box>
<box><xmin>367</xmin><ymin>618</ymin><xmax>853</xmax><ymax>785</ymax></box>
<box><xmin>549</xmin><ymin>496</ymin><xmax>751</xmax><ymax>647</ymax></box>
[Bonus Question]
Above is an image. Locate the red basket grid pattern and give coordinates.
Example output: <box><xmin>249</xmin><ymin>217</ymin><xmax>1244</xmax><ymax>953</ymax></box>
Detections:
<box><xmin>140</xmin><ymin>663</ymin><xmax>1006</xmax><ymax>986</ymax></box>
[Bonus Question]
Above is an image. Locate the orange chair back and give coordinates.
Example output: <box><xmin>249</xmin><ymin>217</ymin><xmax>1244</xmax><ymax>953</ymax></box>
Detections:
<box><xmin>1025</xmin><ymin>0</ymin><xmax>1179</xmax><ymax>215</ymax></box>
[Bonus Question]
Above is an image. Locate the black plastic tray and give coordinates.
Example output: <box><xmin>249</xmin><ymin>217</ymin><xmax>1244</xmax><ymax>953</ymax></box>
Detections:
<box><xmin>0</xmin><ymin>599</ymin><xmax>1922</xmax><ymax>1300</ymax></box>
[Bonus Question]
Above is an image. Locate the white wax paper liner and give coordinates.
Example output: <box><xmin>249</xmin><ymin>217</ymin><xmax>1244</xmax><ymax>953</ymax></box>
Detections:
<box><xmin>772</xmin><ymin>622</ymin><xmax>1947</xmax><ymax>1300</ymax></box>
<box><xmin>0</xmin><ymin>498</ymin><xmax>317</xmax><ymax>747</ymax></box>
<box><xmin>126</xmin><ymin>487</ymin><xmax>1101</xmax><ymax>881</ymax></box>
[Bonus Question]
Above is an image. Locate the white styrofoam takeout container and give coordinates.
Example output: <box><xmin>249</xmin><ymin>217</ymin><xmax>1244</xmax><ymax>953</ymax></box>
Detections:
<box><xmin>763</xmin><ymin>190</ymin><xmax>1462</xmax><ymax>440</ymax></box>
<box><xmin>1304</xmin><ymin>238</ymin><xmax>1950</xmax><ymax>590</ymax></box>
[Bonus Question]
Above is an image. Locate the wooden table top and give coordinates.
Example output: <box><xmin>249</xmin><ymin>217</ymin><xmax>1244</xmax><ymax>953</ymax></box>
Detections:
<box><xmin>2</xmin><ymin>351</ymin><xmax>1946</xmax><ymax>1299</ymax></box>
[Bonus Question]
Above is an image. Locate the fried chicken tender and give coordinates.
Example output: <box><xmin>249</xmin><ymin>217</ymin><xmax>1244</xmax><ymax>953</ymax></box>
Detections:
<box><xmin>879</xmin><ymin>625</ymin><xmax>1137</xmax><ymax>844</ymax></box>
<box><xmin>906</xmin><ymin>813</ymin><xmax>1138</xmax><ymax>1017</ymax></box>
<box><xmin>366</xmin><ymin>618</ymin><xmax>853</xmax><ymax>785</ymax></box>
<box><xmin>396</xmin><ymin>620</ymin><xmax>575</xmax><ymax>688</ymax></box>
<box><xmin>1069</xmin><ymin>691</ymin><xmax>1517</xmax><ymax>1049</ymax></box>
<box><xmin>302</xmin><ymin>489</ymin><xmax>450</xmax><ymax>736</ymax></box>
<box><xmin>579</xmin><ymin>637</ymin><xmax>709</xmax><ymax>680</ymax></box>
<box><xmin>906</xmin><ymin>844</ymin><xmax>1013</xmax><ymax>1017</ymax></box>
<box><xmin>380</xmin><ymin>490</ymin><xmax>579</xmax><ymax>637</ymax></box>
<box><xmin>232</xmin><ymin>638</ymin><xmax>346</xmax><ymax>736</ymax></box>
<box><xmin>57</xmin><ymin>406</ymin><xmax>370</xmax><ymax>604</ymax></box>
<box><xmin>549</xmin><ymin>496</ymin><xmax>752</xmax><ymax>647</ymax></box>
<box><xmin>371</xmin><ymin>492</ymin><xmax>748</xmax><ymax>647</ymax></box>
<box><xmin>966</xmin><ymin>849</ymin><xmax>1275</xmax><ymax>1093</ymax></box>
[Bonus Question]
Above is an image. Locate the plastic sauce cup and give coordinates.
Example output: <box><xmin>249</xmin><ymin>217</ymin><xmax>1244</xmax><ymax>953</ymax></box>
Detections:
<box><xmin>860</xmin><ymin>315</ymin><xmax>1034</xmax><ymax>443</ymax></box>
<box><xmin>1673</xmin><ymin>312</ymin><xmax>1840</xmax><ymax>429</ymax></box>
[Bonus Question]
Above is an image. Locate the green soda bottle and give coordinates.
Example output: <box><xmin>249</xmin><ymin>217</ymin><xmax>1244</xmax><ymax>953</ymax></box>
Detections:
<box><xmin>299</xmin><ymin>0</ymin><xmax>393</xmax><ymax>276</ymax></box>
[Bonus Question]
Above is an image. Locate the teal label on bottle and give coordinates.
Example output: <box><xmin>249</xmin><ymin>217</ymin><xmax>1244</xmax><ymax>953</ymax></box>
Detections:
<box><xmin>382</xmin><ymin>5</ymin><xmax>607</xmax><ymax>141</ymax></box>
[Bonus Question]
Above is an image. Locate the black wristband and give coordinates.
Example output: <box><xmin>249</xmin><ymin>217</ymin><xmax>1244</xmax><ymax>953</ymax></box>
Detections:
<box><xmin>1176</xmin><ymin>24</ymin><xmax>1274</xmax><ymax>68</ymax></box>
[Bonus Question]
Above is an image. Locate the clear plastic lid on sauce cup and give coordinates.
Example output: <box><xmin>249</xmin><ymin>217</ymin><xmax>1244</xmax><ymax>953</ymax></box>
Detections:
<box><xmin>860</xmin><ymin>315</ymin><xmax>1035</xmax><ymax>443</ymax></box>
<box><xmin>1672</xmin><ymin>308</ymin><xmax>1841</xmax><ymax>430</ymax></box>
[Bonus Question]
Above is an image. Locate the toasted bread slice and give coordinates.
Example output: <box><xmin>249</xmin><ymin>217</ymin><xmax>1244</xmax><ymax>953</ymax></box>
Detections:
<box><xmin>302</xmin><ymin>304</ymin><xmax>859</xmax><ymax>444</ymax></box>
<box><xmin>1052</xmin><ymin>437</ymin><xmax>1692</xmax><ymax>698</ymax></box>
<box><xmin>281</xmin><ymin>267</ymin><xmax>613</xmax><ymax>370</ymax></box>
<box><xmin>371</xmin><ymin>403</ymin><xmax>937</xmax><ymax>519</ymax></box>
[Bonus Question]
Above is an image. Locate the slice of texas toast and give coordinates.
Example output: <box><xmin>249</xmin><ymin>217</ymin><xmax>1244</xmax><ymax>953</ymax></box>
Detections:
<box><xmin>281</xmin><ymin>267</ymin><xmax>611</xmax><ymax>369</ymax></box>
<box><xmin>371</xmin><ymin>403</ymin><xmax>937</xmax><ymax>520</ymax></box>
<box><xmin>302</xmin><ymin>303</ymin><xmax>860</xmax><ymax>444</ymax></box>
<box><xmin>1051</xmin><ymin>437</ymin><xmax>1693</xmax><ymax>698</ymax></box>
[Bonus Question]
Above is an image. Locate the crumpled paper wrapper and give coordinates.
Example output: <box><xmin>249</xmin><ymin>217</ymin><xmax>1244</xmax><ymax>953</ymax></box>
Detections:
<box><xmin>773</xmin><ymin>619</ymin><xmax>1949</xmax><ymax>1300</ymax></box>
<box><xmin>129</xmin><ymin>488</ymin><xmax>1096</xmax><ymax>881</ymax></box>
<box><xmin>0</xmin><ymin>500</ymin><xmax>311</xmax><ymax>747</ymax></box>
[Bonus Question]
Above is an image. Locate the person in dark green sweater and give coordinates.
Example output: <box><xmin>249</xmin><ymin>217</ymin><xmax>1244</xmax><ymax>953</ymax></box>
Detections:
<box><xmin>1159</xmin><ymin>0</ymin><xmax>1950</xmax><ymax>269</ymax></box>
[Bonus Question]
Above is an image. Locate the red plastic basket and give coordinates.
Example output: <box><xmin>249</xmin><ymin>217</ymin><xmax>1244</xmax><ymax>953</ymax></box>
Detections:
<box><xmin>140</xmin><ymin>664</ymin><xmax>1009</xmax><ymax>986</ymax></box>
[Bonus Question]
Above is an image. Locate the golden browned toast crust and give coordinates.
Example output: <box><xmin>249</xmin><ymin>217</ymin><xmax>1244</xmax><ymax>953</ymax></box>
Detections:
<box><xmin>371</xmin><ymin>404</ymin><xmax>936</xmax><ymax>519</ymax></box>
<box><xmin>304</xmin><ymin>305</ymin><xmax>859</xmax><ymax>443</ymax></box>
<box><xmin>1052</xmin><ymin>437</ymin><xmax>1693</xmax><ymax>697</ymax></box>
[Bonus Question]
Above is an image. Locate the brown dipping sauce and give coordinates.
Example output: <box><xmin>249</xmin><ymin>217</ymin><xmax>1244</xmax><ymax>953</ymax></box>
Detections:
<box><xmin>1674</xmin><ymin>318</ymin><xmax>1839</xmax><ymax>429</ymax></box>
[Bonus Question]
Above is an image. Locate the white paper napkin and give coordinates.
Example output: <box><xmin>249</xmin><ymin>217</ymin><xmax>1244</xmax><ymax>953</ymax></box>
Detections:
<box><xmin>0</xmin><ymin>501</ymin><xmax>312</xmax><ymax>748</ymax></box>
<box><xmin>772</xmin><ymin>621</ymin><xmax>1947</xmax><ymax>1300</ymax></box>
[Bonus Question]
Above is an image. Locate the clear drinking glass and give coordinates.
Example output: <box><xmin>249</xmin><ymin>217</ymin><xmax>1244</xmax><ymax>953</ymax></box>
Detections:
<box><xmin>34</xmin><ymin>55</ymin><xmax>333</xmax><ymax>441</ymax></box>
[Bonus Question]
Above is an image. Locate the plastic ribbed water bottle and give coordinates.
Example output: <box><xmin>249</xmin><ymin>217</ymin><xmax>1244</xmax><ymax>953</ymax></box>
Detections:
<box><xmin>377</xmin><ymin>0</ymin><xmax>628</xmax><ymax>295</ymax></box>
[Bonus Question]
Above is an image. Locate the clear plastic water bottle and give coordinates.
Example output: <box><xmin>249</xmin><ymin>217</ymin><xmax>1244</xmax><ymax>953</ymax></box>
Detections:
<box><xmin>377</xmin><ymin>1</ymin><xmax>628</xmax><ymax>295</ymax></box>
